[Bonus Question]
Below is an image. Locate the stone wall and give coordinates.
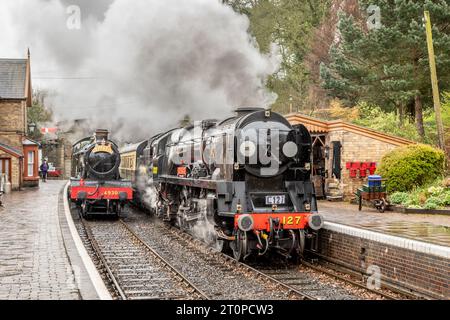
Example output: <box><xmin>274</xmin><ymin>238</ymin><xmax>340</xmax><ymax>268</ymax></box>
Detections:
<box><xmin>0</xmin><ymin>100</ymin><xmax>27</xmax><ymax>137</ymax></box>
<box><xmin>41</xmin><ymin>138</ymin><xmax>73</xmax><ymax>178</ymax></box>
<box><xmin>0</xmin><ymin>100</ymin><xmax>26</xmax><ymax>191</ymax></box>
<box><xmin>0</xmin><ymin>100</ymin><xmax>27</xmax><ymax>190</ymax></box>
<box><xmin>326</xmin><ymin>129</ymin><xmax>399</xmax><ymax>198</ymax></box>
<box><xmin>0</xmin><ymin>133</ymin><xmax>23</xmax><ymax>151</ymax></box>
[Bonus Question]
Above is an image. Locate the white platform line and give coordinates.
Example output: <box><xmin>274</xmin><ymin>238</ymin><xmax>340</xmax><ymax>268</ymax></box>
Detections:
<box><xmin>324</xmin><ymin>222</ymin><xmax>450</xmax><ymax>259</ymax></box>
<box><xmin>63</xmin><ymin>182</ymin><xmax>112</xmax><ymax>300</ymax></box>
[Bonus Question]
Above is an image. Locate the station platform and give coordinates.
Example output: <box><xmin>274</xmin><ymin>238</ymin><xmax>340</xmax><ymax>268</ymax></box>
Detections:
<box><xmin>317</xmin><ymin>200</ymin><xmax>449</xmax><ymax>298</ymax></box>
<box><xmin>318</xmin><ymin>200</ymin><xmax>450</xmax><ymax>247</ymax></box>
<box><xmin>0</xmin><ymin>181</ymin><xmax>109</xmax><ymax>300</ymax></box>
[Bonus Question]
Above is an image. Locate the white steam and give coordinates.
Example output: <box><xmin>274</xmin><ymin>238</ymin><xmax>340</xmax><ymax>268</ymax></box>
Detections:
<box><xmin>0</xmin><ymin>0</ymin><xmax>280</xmax><ymax>141</ymax></box>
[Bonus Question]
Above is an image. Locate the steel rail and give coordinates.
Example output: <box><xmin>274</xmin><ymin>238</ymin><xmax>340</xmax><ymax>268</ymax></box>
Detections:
<box><xmin>80</xmin><ymin>217</ymin><xmax>208</xmax><ymax>300</ymax></box>
<box><xmin>80</xmin><ymin>218</ymin><xmax>127</xmax><ymax>300</ymax></box>
<box><xmin>161</xmin><ymin>223</ymin><xmax>404</xmax><ymax>300</ymax></box>
<box><xmin>118</xmin><ymin>219</ymin><xmax>210</xmax><ymax>300</ymax></box>
<box><xmin>157</xmin><ymin>223</ymin><xmax>317</xmax><ymax>300</ymax></box>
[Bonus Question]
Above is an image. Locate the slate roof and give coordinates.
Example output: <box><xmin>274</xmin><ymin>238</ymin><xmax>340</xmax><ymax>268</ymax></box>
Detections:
<box><xmin>0</xmin><ymin>59</ymin><xmax>27</xmax><ymax>99</ymax></box>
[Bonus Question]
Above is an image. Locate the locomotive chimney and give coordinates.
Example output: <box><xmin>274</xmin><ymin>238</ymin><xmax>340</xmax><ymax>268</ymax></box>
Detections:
<box><xmin>95</xmin><ymin>129</ymin><xmax>109</xmax><ymax>142</ymax></box>
<box><xmin>235</xmin><ymin>107</ymin><xmax>265</xmax><ymax>117</ymax></box>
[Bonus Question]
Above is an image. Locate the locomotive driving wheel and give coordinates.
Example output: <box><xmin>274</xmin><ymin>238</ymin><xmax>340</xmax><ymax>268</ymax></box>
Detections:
<box><xmin>232</xmin><ymin>229</ymin><xmax>248</xmax><ymax>261</ymax></box>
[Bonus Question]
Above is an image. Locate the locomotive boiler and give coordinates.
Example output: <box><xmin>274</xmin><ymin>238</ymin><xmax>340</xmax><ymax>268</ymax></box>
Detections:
<box><xmin>122</xmin><ymin>108</ymin><xmax>323</xmax><ymax>261</ymax></box>
<box><xmin>70</xmin><ymin>129</ymin><xmax>133</xmax><ymax>217</ymax></box>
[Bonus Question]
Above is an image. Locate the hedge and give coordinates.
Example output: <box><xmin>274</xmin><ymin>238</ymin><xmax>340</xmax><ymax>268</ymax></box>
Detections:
<box><xmin>377</xmin><ymin>144</ymin><xmax>445</xmax><ymax>193</ymax></box>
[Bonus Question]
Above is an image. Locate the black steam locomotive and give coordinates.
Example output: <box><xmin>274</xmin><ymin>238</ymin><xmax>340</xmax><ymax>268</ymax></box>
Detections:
<box><xmin>120</xmin><ymin>108</ymin><xmax>323</xmax><ymax>260</ymax></box>
<box><xmin>70</xmin><ymin>129</ymin><xmax>133</xmax><ymax>217</ymax></box>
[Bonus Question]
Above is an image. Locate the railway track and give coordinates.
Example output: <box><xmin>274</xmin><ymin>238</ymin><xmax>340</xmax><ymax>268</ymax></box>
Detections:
<box><xmin>160</xmin><ymin>223</ymin><xmax>395</xmax><ymax>300</ymax></box>
<box><xmin>252</xmin><ymin>262</ymin><xmax>399</xmax><ymax>300</ymax></box>
<box><xmin>79</xmin><ymin>218</ymin><xmax>208</xmax><ymax>300</ymax></box>
<box><xmin>75</xmin><ymin>207</ymin><xmax>405</xmax><ymax>300</ymax></box>
<box><xmin>122</xmin><ymin>210</ymin><xmax>396</xmax><ymax>300</ymax></box>
<box><xmin>121</xmin><ymin>215</ymin><xmax>315</xmax><ymax>300</ymax></box>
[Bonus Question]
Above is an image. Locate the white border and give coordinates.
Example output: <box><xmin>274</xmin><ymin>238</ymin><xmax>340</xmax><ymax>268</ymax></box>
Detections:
<box><xmin>63</xmin><ymin>182</ymin><xmax>112</xmax><ymax>300</ymax></box>
<box><xmin>324</xmin><ymin>222</ymin><xmax>450</xmax><ymax>259</ymax></box>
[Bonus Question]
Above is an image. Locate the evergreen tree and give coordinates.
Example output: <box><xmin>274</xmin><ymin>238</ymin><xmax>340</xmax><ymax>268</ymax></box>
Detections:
<box><xmin>320</xmin><ymin>0</ymin><xmax>450</xmax><ymax>139</ymax></box>
<box><xmin>225</xmin><ymin>0</ymin><xmax>331</xmax><ymax>113</ymax></box>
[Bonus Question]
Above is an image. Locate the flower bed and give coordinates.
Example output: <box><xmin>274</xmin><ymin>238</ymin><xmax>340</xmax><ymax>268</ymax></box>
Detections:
<box><xmin>389</xmin><ymin>179</ymin><xmax>450</xmax><ymax>210</ymax></box>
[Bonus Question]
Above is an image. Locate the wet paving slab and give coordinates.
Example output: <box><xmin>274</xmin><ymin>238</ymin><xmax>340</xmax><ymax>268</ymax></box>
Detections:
<box><xmin>0</xmin><ymin>180</ymin><xmax>80</xmax><ymax>300</ymax></box>
<box><xmin>318</xmin><ymin>201</ymin><xmax>450</xmax><ymax>247</ymax></box>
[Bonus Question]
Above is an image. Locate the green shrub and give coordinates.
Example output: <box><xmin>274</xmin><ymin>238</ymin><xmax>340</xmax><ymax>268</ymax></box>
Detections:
<box><xmin>404</xmin><ymin>195</ymin><xmax>420</xmax><ymax>208</ymax></box>
<box><xmin>423</xmin><ymin>200</ymin><xmax>438</xmax><ymax>210</ymax></box>
<box><xmin>377</xmin><ymin>144</ymin><xmax>445</xmax><ymax>193</ymax></box>
<box><xmin>389</xmin><ymin>192</ymin><xmax>409</xmax><ymax>204</ymax></box>
<box><xmin>444</xmin><ymin>191</ymin><xmax>450</xmax><ymax>206</ymax></box>
<box><xmin>387</xmin><ymin>178</ymin><xmax>449</xmax><ymax>209</ymax></box>
<box><xmin>423</xmin><ymin>196</ymin><xmax>446</xmax><ymax>210</ymax></box>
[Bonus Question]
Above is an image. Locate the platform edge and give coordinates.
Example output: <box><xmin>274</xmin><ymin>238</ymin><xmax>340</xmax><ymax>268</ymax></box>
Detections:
<box><xmin>63</xmin><ymin>182</ymin><xmax>112</xmax><ymax>300</ymax></box>
<box><xmin>324</xmin><ymin>222</ymin><xmax>450</xmax><ymax>259</ymax></box>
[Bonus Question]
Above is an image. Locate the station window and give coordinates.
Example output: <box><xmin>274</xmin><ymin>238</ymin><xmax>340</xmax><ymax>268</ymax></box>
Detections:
<box><xmin>28</xmin><ymin>151</ymin><xmax>34</xmax><ymax>177</ymax></box>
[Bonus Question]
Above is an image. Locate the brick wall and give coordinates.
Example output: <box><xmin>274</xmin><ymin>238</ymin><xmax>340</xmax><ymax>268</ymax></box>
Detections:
<box><xmin>318</xmin><ymin>227</ymin><xmax>449</xmax><ymax>298</ymax></box>
<box><xmin>326</xmin><ymin>130</ymin><xmax>399</xmax><ymax>198</ymax></box>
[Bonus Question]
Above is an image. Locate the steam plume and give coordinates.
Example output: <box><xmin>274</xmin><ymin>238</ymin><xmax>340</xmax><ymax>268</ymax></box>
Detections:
<box><xmin>0</xmin><ymin>0</ymin><xmax>280</xmax><ymax>141</ymax></box>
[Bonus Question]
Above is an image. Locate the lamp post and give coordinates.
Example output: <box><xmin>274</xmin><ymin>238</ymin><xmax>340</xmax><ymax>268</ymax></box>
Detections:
<box><xmin>28</xmin><ymin>123</ymin><xmax>36</xmax><ymax>134</ymax></box>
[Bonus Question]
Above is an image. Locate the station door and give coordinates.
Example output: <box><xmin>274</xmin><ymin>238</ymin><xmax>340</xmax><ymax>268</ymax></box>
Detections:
<box><xmin>0</xmin><ymin>158</ymin><xmax>12</xmax><ymax>182</ymax></box>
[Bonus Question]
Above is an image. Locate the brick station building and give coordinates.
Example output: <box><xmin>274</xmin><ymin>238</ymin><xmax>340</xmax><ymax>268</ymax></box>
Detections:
<box><xmin>0</xmin><ymin>52</ymin><xmax>40</xmax><ymax>190</ymax></box>
<box><xmin>286</xmin><ymin>113</ymin><xmax>413</xmax><ymax>199</ymax></box>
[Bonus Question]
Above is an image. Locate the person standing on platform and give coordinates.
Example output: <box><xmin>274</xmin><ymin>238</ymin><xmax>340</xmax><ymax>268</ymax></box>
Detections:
<box><xmin>40</xmin><ymin>160</ymin><xmax>49</xmax><ymax>183</ymax></box>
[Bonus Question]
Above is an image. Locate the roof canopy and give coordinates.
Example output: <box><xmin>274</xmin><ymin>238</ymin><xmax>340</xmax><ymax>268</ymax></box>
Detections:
<box><xmin>286</xmin><ymin>113</ymin><xmax>414</xmax><ymax>147</ymax></box>
<box><xmin>0</xmin><ymin>142</ymin><xmax>23</xmax><ymax>158</ymax></box>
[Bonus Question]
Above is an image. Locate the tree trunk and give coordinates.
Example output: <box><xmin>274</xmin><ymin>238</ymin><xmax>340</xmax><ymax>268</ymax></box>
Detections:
<box><xmin>414</xmin><ymin>94</ymin><xmax>425</xmax><ymax>140</ymax></box>
<box><xmin>398</xmin><ymin>103</ymin><xmax>404</xmax><ymax>126</ymax></box>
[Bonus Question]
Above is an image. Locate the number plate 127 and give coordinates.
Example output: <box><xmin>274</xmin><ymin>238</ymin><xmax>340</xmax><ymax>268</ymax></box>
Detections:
<box><xmin>266</xmin><ymin>195</ymin><xmax>286</xmax><ymax>205</ymax></box>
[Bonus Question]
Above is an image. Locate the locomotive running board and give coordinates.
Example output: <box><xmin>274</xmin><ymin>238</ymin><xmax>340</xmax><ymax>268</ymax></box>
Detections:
<box><xmin>70</xmin><ymin>178</ymin><xmax>132</xmax><ymax>188</ymax></box>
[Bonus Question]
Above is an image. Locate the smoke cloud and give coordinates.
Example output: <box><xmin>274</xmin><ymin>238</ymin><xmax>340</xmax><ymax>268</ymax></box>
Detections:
<box><xmin>0</xmin><ymin>0</ymin><xmax>280</xmax><ymax>141</ymax></box>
